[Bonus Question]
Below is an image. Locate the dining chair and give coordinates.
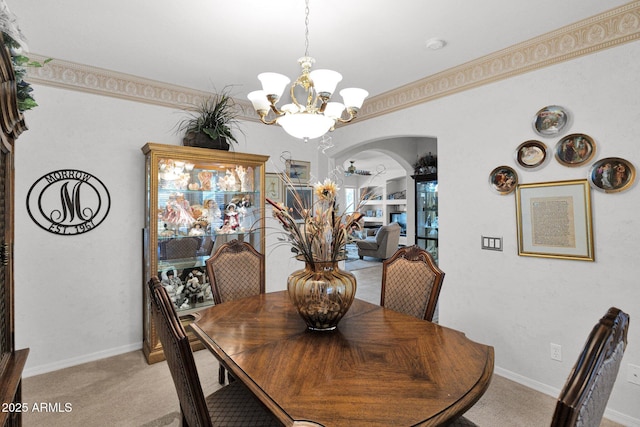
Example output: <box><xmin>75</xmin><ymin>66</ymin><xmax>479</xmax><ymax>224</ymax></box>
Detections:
<box><xmin>448</xmin><ymin>306</ymin><xmax>630</xmax><ymax>427</ymax></box>
<box><xmin>551</xmin><ymin>306</ymin><xmax>629</xmax><ymax>426</ymax></box>
<box><xmin>380</xmin><ymin>245</ymin><xmax>444</xmax><ymax>321</ymax></box>
<box><xmin>147</xmin><ymin>277</ymin><xmax>281</xmax><ymax>427</ymax></box>
<box><xmin>205</xmin><ymin>239</ymin><xmax>265</xmax><ymax>384</ymax></box>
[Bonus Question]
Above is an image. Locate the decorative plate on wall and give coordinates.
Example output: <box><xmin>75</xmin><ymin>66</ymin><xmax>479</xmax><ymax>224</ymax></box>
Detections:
<box><xmin>588</xmin><ymin>157</ymin><xmax>636</xmax><ymax>193</ymax></box>
<box><xmin>532</xmin><ymin>105</ymin><xmax>569</xmax><ymax>137</ymax></box>
<box><xmin>489</xmin><ymin>166</ymin><xmax>518</xmax><ymax>195</ymax></box>
<box><xmin>554</xmin><ymin>133</ymin><xmax>596</xmax><ymax>167</ymax></box>
<box><xmin>515</xmin><ymin>140</ymin><xmax>548</xmax><ymax>169</ymax></box>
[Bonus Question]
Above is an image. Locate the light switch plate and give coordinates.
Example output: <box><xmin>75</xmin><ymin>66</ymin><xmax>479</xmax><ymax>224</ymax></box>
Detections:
<box><xmin>481</xmin><ymin>236</ymin><xmax>503</xmax><ymax>251</ymax></box>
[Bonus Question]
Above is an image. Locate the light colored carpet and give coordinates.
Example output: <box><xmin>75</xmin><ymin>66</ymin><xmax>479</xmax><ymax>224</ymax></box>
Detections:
<box><xmin>22</xmin><ymin>349</ymin><xmax>622</xmax><ymax>426</ymax></box>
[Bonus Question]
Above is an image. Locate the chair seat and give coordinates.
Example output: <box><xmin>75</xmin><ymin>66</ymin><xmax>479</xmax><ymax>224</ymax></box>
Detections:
<box><xmin>206</xmin><ymin>380</ymin><xmax>281</xmax><ymax>426</ymax></box>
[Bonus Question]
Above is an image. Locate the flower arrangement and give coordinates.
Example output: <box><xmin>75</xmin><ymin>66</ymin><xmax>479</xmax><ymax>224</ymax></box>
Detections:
<box><xmin>266</xmin><ymin>176</ymin><xmax>370</xmax><ymax>266</ymax></box>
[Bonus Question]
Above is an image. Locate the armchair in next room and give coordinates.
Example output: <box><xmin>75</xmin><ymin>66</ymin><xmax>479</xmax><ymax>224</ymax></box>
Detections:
<box><xmin>355</xmin><ymin>222</ymin><xmax>401</xmax><ymax>260</ymax></box>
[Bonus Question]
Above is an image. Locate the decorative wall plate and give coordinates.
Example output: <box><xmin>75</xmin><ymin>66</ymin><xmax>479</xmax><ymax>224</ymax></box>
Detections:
<box><xmin>489</xmin><ymin>166</ymin><xmax>518</xmax><ymax>195</ymax></box>
<box><xmin>515</xmin><ymin>140</ymin><xmax>547</xmax><ymax>169</ymax></box>
<box><xmin>554</xmin><ymin>133</ymin><xmax>596</xmax><ymax>167</ymax></box>
<box><xmin>532</xmin><ymin>105</ymin><xmax>569</xmax><ymax>137</ymax></box>
<box><xmin>588</xmin><ymin>157</ymin><xmax>636</xmax><ymax>193</ymax></box>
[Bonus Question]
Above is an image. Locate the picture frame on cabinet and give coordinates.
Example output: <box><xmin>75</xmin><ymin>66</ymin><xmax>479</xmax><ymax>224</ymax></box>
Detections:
<box><xmin>515</xmin><ymin>179</ymin><xmax>594</xmax><ymax>261</ymax></box>
<box><xmin>265</xmin><ymin>173</ymin><xmax>284</xmax><ymax>202</ymax></box>
<box><xmin>554</xmin><ymin>133</ymin><xmax>596</xmax><ymax>167</ymax></box>
<box><xmin>588</xmin><ymin>157</ymin><xmax>636</xmax><ymax>193</ymax></box>
<box><xmin>286</xmin><ymin>159</ymin><xmax>311</xmax><ymax>182</ymax></box>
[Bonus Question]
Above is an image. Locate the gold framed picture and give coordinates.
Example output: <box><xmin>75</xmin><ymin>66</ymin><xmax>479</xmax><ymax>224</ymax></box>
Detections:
<box><xmin>285</xmin><ymin>185</ymin><xmax>313</xmax><ymax>220</ymax></box>
<box><xmin>515</xmin><ymin>179</ymin><xmax>594</xmax><ymax>261</ymax></box>
<box><xmin>285</xmin><ymin>159</ymin><xmax>311</xmax><ymax>182</ymax></box>
<box><xmin>265</xmin><ymin>173</ymin><xmax>284</xmax><ymax>203</ymax></box>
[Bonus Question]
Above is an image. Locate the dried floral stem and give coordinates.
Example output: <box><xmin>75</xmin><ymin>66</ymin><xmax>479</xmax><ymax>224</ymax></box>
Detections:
<box><xmin>266</xmin><ymin>175</ymin><xmax>370</xmax><ymax>268</ymax></box>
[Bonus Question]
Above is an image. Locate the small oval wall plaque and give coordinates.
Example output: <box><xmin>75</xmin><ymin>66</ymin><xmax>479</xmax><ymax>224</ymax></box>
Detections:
<box><xmin>26</xmin><ymin>169</ymin><xmax>111</xmax><ymax>235</ymax></box>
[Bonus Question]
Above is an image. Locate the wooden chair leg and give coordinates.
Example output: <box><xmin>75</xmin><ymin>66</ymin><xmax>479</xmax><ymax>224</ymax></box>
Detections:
<box><xmin>218</xmin><ymin>365</ymin><xmax>226</xmax><ymax>385</ymax></box>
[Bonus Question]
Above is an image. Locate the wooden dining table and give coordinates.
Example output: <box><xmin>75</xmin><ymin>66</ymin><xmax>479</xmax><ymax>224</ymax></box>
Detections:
<box><xmin>190</xmin><ymin>291</ymin><xmax>494</xmax><ymax>427</ymax></box>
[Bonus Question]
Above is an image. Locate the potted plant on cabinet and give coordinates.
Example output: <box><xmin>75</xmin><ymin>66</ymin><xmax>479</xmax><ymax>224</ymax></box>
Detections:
<box><xmin>175</xmin><ymin>86</ymin><xmax>244</xmax><ymax>151</ymax></box>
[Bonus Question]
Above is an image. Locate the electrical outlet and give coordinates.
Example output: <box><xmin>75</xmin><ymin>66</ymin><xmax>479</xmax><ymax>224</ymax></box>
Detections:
<box><xmin>550</xmin><ymin>343</ymin><xmax>562</xmax><ymax>361</ymax></box>
<box><xmin>628</xmin><ymin>364</ymin><xmax>640</xmax><ymax>385</ymax></box>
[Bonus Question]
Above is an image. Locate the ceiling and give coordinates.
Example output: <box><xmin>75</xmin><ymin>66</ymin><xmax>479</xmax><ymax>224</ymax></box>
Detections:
<box><xmin>6</xmin><ymin>1</ymin><xmax>631</xmax><ymax>174</ymax></box>
<box><xmin>9</xmin><ymin>0</ymin><xmax>629</xmax><ymax>99</ymax></box>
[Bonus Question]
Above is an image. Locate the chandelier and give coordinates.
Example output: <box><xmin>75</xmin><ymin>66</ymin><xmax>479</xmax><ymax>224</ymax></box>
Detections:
<box><xmin>247</xmin><ymin>0</ymin><xmax>368</xmax><ymax>142</ymax></box>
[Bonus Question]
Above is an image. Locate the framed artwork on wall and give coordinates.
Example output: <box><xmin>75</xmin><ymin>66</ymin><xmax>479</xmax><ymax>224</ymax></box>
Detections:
<box><xmin>588</xmin><ymin>157</ymin><xmax>636</xmax><ymax>194</ymax></box>
<box><xmin>515</xmin><ymin>179</ymin><xmax>594</xmax><ymax>261</ymax></box>
<box><xmin>285</xmin><ymin>159</ymin><xmax>311</xmax><ymax>182</ymax></box>
<box><xmin>285</xmin><ymin>185</ymin><xmax>313</xmax><ymax>220</ymax></box>
<box><xmin>265</xmin><ymin>173</ymin><xmax>284</xmax><ymax>203</ymax></box>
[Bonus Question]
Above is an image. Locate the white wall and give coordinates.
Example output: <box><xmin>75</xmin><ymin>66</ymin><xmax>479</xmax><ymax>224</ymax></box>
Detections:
<box><xmin>13</xmin><ymin>85</ymin><xmax>311</xmax><ymax>374</ymax></box>
<box><xmin>334</xmin><ymin>43</ymin><xmax>640</xmax><ymax>424</ymax></box>
<box><xmin>12</xmin><ymin>38</ymin><xmax>640</xmax><ymax>426</ymax></box>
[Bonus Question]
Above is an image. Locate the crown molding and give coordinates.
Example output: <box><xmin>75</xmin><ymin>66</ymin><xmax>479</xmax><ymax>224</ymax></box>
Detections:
<box><xmin>26</xmin><ymin>2</ymin><xmax>640</xmax><ymax>122</ymax></box>
<box><xmin>358</xmin><ymin>1</ymin><xmax>640</xmax><ymax>121</ymax></box>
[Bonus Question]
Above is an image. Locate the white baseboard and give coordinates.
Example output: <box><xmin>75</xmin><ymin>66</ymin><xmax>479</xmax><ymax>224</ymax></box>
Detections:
<box><xmin>495</xmin><ymin>366</ymin><xmax>640</xmax><ymax>427</ymax></box>
<box><xmin>22</xmin><ymin>342</ymin><xmax>143</xmax><ymax>378</ymax></box>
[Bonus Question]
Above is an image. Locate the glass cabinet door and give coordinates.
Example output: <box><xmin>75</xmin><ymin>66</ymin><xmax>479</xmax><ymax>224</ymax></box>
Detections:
<box><xmin>415</xmin><ymin>175</ymin><xmax>438</xmax><ymax>264</ymax></box>
<box><xmin>155</xmin><ymin>158</ymin><xmax>263</xmax><ymax>310</ymax></box>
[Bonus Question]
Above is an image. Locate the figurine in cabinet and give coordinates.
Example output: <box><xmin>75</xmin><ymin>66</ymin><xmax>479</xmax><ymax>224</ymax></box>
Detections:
<box><xmin>236</xmin><ymin>165</ymin><xmax>254</xmax><ymax>191</ymax></box>
<box><xmin>162</xmin><ymin>192</ymin><xmax>195</xmax><ymax>228</ymax></box>
<box><xmin>198</xmin><ymin>171</ymin><xmax>213</xmax><ymax>190</ymax></box>
<box><xmin>185</xmin><ymin>272</ymin><xmax>204</xmax><ymax>304</ymax></box>
<box><xmin>188</xmin><ymin>223</ymin><xmax>205</xmax><ymax>236</ymax></box>
<box><xmin>221</xmin><ymin>202</ymin><xmax>240</xmax><ymax>232</ymax></box>
<box><xmin>161</xmin><ymin>269</ymin><xmax>184</xmax><ymax>305</ymax></box>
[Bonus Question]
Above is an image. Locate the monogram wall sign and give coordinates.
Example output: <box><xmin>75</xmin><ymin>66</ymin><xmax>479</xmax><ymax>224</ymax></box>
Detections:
<box><xmin>26</xmin><ymin>169</ymin><xmax>111</xmax><ymax>235</ymax></box>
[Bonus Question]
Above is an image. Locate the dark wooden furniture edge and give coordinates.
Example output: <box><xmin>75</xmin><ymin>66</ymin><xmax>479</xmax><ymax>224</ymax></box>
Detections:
<box><xmin>0</xmin><ymin>348</ymin><xmax>29</xmax><ymax>426</ymax></box>
<box><xmin>423</xmin><ymin>346</ymin><xmax>494</xmax><ymax>426</ymax></box>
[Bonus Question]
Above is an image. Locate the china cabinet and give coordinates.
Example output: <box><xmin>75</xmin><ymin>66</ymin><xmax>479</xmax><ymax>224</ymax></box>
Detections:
<box><xmin>141</xmin><ymin>142</ymin><xmax>268</xmax><ymax>363</ymax></box>
<box><xmin>0</xmin><ymin>34</ymin><xmax>29</xmax><ymax>427</ymax></box>
<box><xmin>413</xmin><ymin>173</ymin><xmax>438</xmax><ymax>264</ymax></box>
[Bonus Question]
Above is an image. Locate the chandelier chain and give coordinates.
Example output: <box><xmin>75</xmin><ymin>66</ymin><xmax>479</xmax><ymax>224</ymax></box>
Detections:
<box><xmin>304</xmin><ymin>0</ymin><xmax>310</xmax><ymax>57</ymax></box>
